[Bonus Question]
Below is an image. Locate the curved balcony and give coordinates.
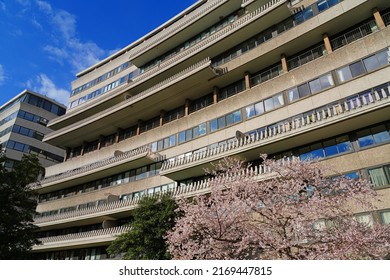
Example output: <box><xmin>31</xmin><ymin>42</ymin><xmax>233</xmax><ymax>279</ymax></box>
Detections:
<box><xmin>32</xmin><ymin>226</ymin><xmax>130</xmax><ymax>251</ymax></box>
<box><xmin>127</xmin><ymin>0</ymin><xmax>231</xmax><ymax>63</ymax></box>
<box><xmin>32</xmin><ymin>145</ymin><xmax>161</xmax><ymax>192</ymax></box>
<box><xmin>34</xmin><ymin>161</ymin><xmax>280</xmax><ymax>228</ymax></box>
<box><xmin>45</xmin><ymin>58</ymin><xmax>215</xmax><ymax>147</ymax></box>
<box><xmin>160</xmin><ymin>86</ymin><xmax>390</xmax><ymax>180</ymax></box>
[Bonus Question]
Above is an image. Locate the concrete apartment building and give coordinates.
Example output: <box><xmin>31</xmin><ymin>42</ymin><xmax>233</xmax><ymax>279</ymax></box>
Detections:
<box><xmin>32</xmin><ymin>0</ymin><xmax>390</xmax><ymax>259</ymax></box>
<box><xmin>0</xmin><ymin>90</ymin><xmax>65</xmax><ymax>170</ymax></box>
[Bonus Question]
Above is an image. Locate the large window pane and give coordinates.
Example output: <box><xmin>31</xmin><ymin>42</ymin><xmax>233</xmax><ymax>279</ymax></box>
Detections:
<box><xmin>288</xmin><ymin>87</ymin><xmax>299</xmax><ymax>102</ymax></box>
<box><xmin>371</xmin><ymin>125</ymin><xmax>390</xmax><ymax>144</ymax></box>
<box><xmin>381</xmin><ymin>211</ymin><xmax>390</xmax><ymax>224</ymax></box>
<box><xmin>246</xmin><ymin>105</ymin><xmax>255</xmax><ymax>118</ymax></box>
<box><xmin>350</xmin><ymin>61</ymin><xmax>366</xmax><ymax>77</ymax></box>
<box><xmin>357</xmin><ymin>129</ymin><xmax>374</xmax><ymax>147</ymax></box>
<box><xmin>264</xmin><ymin>98</ymin><xmax>274</xmax><ymax>111</ymax></box>
<box><xmin>309</xmin><ymin>78</ymin><xmax>322</xmax><ymax>94</ymax></box>
<box><xmin>336</xmin><ymin>66</ymin><xmax>352</xmax><ymax>83</ymax></box>
<box><xmin>298</xmin><ymin>83</ymin><xmax>311</xmax><ymax>98</ymax></box>
<box><xmin>210</xmin><ymin>119</ymin><xmax>218</xmax><ymax>132</ymax></box>
<box><xmin>323</xmin><ymin>139</ymin><xmax>338</xmax><ymax>157</ymax></box>
<box><xmin>254</xmin><ymin>101</ymin><xmax>264</xmax><ymax>115</ymax></box>
<box><xmin>369</xmin><ymin>167</ymin><xmax>389</xmax><ymax>187</ymax></box>
<box><xmin>233</xmin><ymin>110</ymin><xmax>241</xmax><ymax>123</ymax></box>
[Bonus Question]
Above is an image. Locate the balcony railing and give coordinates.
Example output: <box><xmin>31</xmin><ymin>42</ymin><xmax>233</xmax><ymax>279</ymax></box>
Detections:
<box><xmin>34</xmin><ymin>160</ymin><xmax>283</xmax><ymax>226</ymax></box>
<box><xmin>134</xmin><ymin>0</ymin><xmax>287</xmax><ymax>78</ymax></box>
<box><xmin>127</xmin><ymin>0</ymin><xmax>230</xmax><ymax>60</ymax></box>
<box><xmin>287</xmin><ymin>44</ymin><xmax>326</xmax><ymax>70</ymax></box>
<box><xmin>34</xmin><ymin>226</ymin><xmax>130</xmax><ymax>248</ymax></box>
<box><xmin>383</xmin><ymin>11</ymin><xmax>390</xmax><ymax>26</ymax></box>
<box><xmin>330</xmin><ymin>20</ymin><xmax>378</xmax><ymax>51</ymax></box>
<box><xmin>32</xmin><ymin>145</ymin><xmax>153</xmax><ymax>188</ymax></box>
<box><xmin>161</xmin><ymin>85</ymin><xmax>390</xmax><ymax>173</ymax></box>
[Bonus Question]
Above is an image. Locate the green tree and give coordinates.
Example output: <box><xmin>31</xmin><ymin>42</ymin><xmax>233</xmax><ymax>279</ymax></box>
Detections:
<box><xmin>107</xmin><ymin>194</ymin><xmax>178</xmax><ymax>259</ymax></box>
<box><xmin>0</xmin><ymin>151</ymin><xmax>42</xmax><ymax>259</ymax></box>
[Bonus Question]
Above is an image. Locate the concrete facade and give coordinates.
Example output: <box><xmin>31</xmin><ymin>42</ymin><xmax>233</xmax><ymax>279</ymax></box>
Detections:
<box><xmin>31</xmin><ymin>0</ymin><xmax>390</xmax><ymax>260</ymax></box>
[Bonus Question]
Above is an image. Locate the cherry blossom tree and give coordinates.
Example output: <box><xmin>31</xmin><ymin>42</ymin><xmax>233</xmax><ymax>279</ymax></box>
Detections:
<box><xmin>166</xmin><ymin>155</ymin><xmax>390</xmax><ymax>259</ymax></box>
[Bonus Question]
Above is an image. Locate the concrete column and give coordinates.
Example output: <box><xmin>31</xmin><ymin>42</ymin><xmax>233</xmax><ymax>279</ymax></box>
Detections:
<box><xmin>373</xmin><ymin>8</ymin><xmax>385</xmax><ymax>30</ymax></box>
<box><xmin>322</xmin><ymin>33</ymin><xmax>333</xmax><ymax>54</ymax></box>
<box><xmin>281</xmin><ymin>53</ymin><xmax>288</xmax><ymax>73</ymax></box>
<box><xmin>64</xmin><ymin>147</ymin><xmax>71</xmax><ymax>161</ymax></box>
<box><xmin>213</xmin><ymin>86</ymin><xmax>219</xmax><ymax>104</ymax></box>
<box><xmin>115</xmin><ymin>128</ymin><xmax>122</xmax><ymax>143</ymax></box>
<box><xmin>97</xmin><ymin>135</ymin><xmax>104</xmax><ymax>150</ymax></box>
<box><xmin>160</xmin><ymin>110</ymin><xmax>166</xmax><ymax>126</ymax></box>
<box><xmin>185</xmin><ymin>99</ymin><xmax>191</xmax><ymax>116</ymax></box>
<box><xmin>81</xmin><ymin>142</ymin><xmax>87</xmax><ymax>156</ymax></box>
<box><xmin>137</xmin><ymin>120</ymin><xmax>143</xmax><ymax>135</ymax></box>
<box><xmin>244</xmin><ymin>71</ymin><xmax>251</xmax><ymax>89</ymax></box>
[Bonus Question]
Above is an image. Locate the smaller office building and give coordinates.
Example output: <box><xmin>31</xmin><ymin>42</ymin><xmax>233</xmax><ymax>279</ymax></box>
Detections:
<box><xmin>0</xmin><ymin>90</ymin><xmax>66</xmax><ymax>169</ymax></box>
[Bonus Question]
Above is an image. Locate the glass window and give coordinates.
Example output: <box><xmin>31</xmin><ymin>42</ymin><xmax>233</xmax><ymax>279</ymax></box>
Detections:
<box><xmin>273</xmin><ymin>93</ymin><xmax>284</xmax><ymax>108</ymax></box>
<box><xmin>233</xmin><ymin>110</ymin><xmax>241</xmax><ymax>123</ymax></box>
<box><xmin>371</xmin><ymin>125</ymin><xmax>390</xmax><ymax>143</ymax></box>
<box><xmin>368</xmin><ymin>166</ymin><xmax>390</xmax><ymax>187</ymax></box>
<box><xmin>185</xmin><ymin>129</ymin><xmax>192</xmax><ymax>141</ymax></box>
<box><xmin>336</xmin><ymin>66</ymin><xmax>352</xmax><ymax>83</ymax></box>
<box><xmin>217</xmin><ymin>117</ymin><xmax>225</xmax><ymax>129</ymax></box>
<box><xmin>309</xmin><ymin>78</ymin><xmax>322</xmax><ymax>94</ymax></box>
<box><xmin>380</xmin><ymin>210</ymin><xmax>390</xmax><ymax>225</ymax></box>
<box><xmin>350</xmin><ymin>61</ymin><xmax>366</xmax><ymax>77</ymax></box>
<box><xmin>198</xmin><ymin>123</ymin><xmax>206</xmax><ymax>136</ymax></box>
<box><xmin>226</xmin><ymin>113</ymin><xmax>234</xmax><ymax>126</ymax></box>
<box><xmin>169</xmin><ymin>135</ymin><xmax>176</xmax><ymax>146</ymax></box>
<box><xmin>288</xmin><ymin>87</ymin><xmax>299</xmax><ymax>102</ymax></box>
<box><xmin>323</xmin><ymin>139</ymin><xmax>338</xmax><ymax>157</ymax></box>
<box><xmin>254</xmin><ymin>101</ymin><xmax>264</xmax><ymax>115</ymax></box>
<box><xmin>210</xmin><ymin>119</ymin><xmax>218</xmax><ymax>132</ymax></box>
<box><xmin>298</xmin><ymin>83</ymin><xmax>311</xmax><ymax>98</ymax></box>
<box><xmin>354</xmin><ymin>213</ymin><xmax>374</xmax><ymax>227</ymax></box>
<box><xmin>336</xmin><ymin>135</ymin><xmax>352</xmax><ymax>153</ymax></box>
<box><xmin>246</xmin><ymin>105</ymin><xmax>257</xmax><ymax>119</ymax></box>
<box><xmin>264</xmin><ymin>97</ymin><xmax>274</xmax><ymax>111</ymax></box>
<box><xmin>178</xmin><ymin>131</ymin><xmax>186</xmax><ymax>144</ymax></box>
<box><xmin>357</xmin><ymin>129</ymin><xmax>374</xmax><ymax>147</ymax></box>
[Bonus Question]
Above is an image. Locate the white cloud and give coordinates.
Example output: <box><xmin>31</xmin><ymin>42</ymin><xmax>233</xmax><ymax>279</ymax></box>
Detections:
<box><xmin>36</xmin><ymin>0</ymin><xmax>107</xmax><ymax>73</ymax></box>
<box><xmin>35</xmin><ymin>0</ymin><xmax>51</xmax><ymax>13</ymax></box>
<box><xmin>0</xmin><ymin>64</ymin><xmax>5</xmax><ymax>85</ymax></box>
<box><xmin>31</xmin><ymin>74</ymin><xmax>69</xmax><ymax>105</ymax></box>
<box><xmin>0</xmin><ymin>1</ymin><xmax>6</xmax><ymax>12</ymax></box>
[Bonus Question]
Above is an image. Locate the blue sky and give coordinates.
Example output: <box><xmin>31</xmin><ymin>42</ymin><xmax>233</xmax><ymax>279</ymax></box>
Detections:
<box><xmin>0</xmin><ymin>0</ymin><xmax>197</xmax><ymax>106</ymax></box>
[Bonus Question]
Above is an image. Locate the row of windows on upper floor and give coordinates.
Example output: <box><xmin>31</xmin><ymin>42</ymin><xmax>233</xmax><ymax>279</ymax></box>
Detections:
<box><xmin>5</xmin><ymin>140</ymin><xmax>64</xmax><ymax>163</ymax></box>
<box><xmin>66</xmin><ymin>0</ymin><xmax>346</xmax><ymax>111</ymax></box>
<box><xmin>216</xmin><ymin>0</ymin><xmax>345</xmax><ymax>67</ymax></box>
<box><xmin>70</xmin><ymin>61</ymin><xmax>133</xmax><ymax>97</ymax></box>
<box><xmin>38</xmin><ymin>161</ymin><xmax>163</xmax><ymax>203</ymax></box>
<box><xmin>166</xmin><ymin>80</ymin><xmax>390</xmax><ymax>165</ymax></box>
<box><xmin>0</xmin><ymin>93</ymin><xmax>65</xmax><ymax>117</ymax></box>
<box><xmin>67</xmin><ymin>47</ymin><xmax>389</xmax><ymax>160</ymax></box>
<box><xmin>139</xmin><ymin>9</ymin><xmax>243</xmax><ymax>74</ymax></box>
<box><xmin>140</xmin><ymin>0</ymin><xmax>341</xmax><ymax>75</ymax></box>
<box><xmin>68</xmin><ymin>72</ymin><xmax>135</xmax><ymax>109</ymax></box>
<box><xmin>36</xmin><ymin>157</ymin><xmax>390</xmax><ymax>219</ymax></box>
<box><xmin>39</xmin><ymin>111</ymin><xmax>390</xmax><ymax>208</ymax></box>
<box><xmin>0</xmin><ymin>110</ymin><xmax>50</xmax><ymax>135</ymax></box>
<box><xmin>0</xmin><ymin>124</ymin><xmax>44</xmax><ymax>141</ymax></box>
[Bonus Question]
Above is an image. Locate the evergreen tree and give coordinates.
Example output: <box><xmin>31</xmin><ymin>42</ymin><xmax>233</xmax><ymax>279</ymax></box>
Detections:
<box><xmin>0</xmin><ymin>151</ymin><xmax>42</xmax><ymax>259</ymax></box>
<box><xmin>107</xmin><ymin>194</ymin><xmax>178</xmax><ymax>259</ymax></box>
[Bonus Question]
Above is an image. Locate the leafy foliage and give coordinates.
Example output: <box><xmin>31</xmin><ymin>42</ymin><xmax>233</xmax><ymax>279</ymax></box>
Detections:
<box><xmin>166</xmin><ymin>155</ymin><xmax>390</xmax><ymax>259</ymax></box>
<box><xmin>107</xmin><ymin>194</ymin><xmax>178</xmax><ymax>259</ymax></box>
<box><xmin>0</xmin><ymin>152</ymin><xmax>42</xmax><ymax>259</ymax></box>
